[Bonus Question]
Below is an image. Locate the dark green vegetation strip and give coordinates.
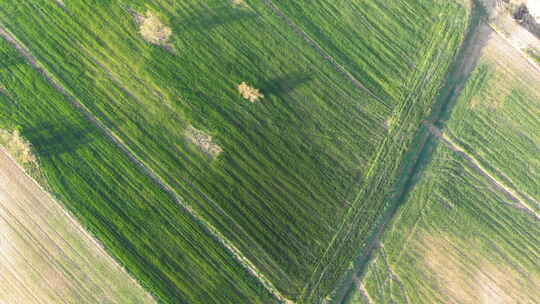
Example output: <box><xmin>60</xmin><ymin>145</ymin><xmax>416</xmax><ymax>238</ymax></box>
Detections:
<box><xmin>0</xmin><ymin>0</ymin><xmax>469</xmax><ymax>302</ymax></box>
<box><xmin>0</xmin><ymin>39</ymin><xmax>275</xmax><ymax>304</ymax></box>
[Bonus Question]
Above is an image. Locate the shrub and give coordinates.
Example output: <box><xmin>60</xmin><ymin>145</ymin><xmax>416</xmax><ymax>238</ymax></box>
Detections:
<box><xmin>238</xmin><ymin>82</ymin><xmax>264</xmax><ymax>102</ymax></box>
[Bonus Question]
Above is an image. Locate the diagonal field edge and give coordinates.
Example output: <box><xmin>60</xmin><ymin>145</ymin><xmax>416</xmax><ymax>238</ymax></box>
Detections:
<box><xmin>427</xmin><ymin>124</ymin><xmax>540</xmax><ymax>223</ymax></box>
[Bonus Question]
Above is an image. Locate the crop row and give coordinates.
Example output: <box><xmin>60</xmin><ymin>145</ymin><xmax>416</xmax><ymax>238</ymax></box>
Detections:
<box><xmin>0</xmin><ymin>38</ymin><xmax>274</xmax><ymax>304</ymax></box>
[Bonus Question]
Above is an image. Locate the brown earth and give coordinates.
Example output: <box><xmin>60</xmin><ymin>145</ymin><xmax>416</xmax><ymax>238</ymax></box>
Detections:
<box><xmin>0</xmin><ymin>148</ymin><xmax>156</xmax><ymax>303</ymax></box>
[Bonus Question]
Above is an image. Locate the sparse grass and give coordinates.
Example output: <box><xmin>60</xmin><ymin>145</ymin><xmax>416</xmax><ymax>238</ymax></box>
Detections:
<box><xmin>346</xmin><ymin>17</ymin><xmax>540</xmax><ymax>304</ymax></box>
<box><xmin>446</xmin><ymin>38</ymin><xmax>540</xmax><ymax>205</ymax></box>
<box><xmin>0</xmin><ymin>128</ymin><xmax>36</xmax><ymax>164</ymax></box>
<box><xmin>354</xmin><ymin>143</ymin><xmax>540</xmax><ymax>304</ymax></box>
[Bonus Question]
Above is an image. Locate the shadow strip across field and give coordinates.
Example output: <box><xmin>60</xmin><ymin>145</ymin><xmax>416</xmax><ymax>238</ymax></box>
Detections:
<box><xmin>0</xmin><ymin>23</ymin><xmax>289</xmax><ymax>304</ymax></box>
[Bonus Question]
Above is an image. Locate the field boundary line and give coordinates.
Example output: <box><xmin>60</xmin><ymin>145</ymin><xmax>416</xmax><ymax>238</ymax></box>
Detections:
<box><xmin>0</xmin><ymin>24</ymin><xmax>291</xmax><ymax>304</ymax></box>
<box><xmin>259</xmin><ymin>0</ymin><xmax>386</xmax><ymax>104</ymax></box>
<box><xmin>426</xmin><ymin>123</ymin><xmax>540</xmax><ymax>222</ymax></box>
<box><xmin>0</xmin><ymin>148</ymin><xmax>157</xmax><ymax>303</ymax></box>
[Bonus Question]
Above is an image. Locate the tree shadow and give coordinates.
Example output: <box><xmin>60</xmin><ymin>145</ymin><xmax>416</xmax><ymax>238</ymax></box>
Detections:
<box><xmin>260</xmin><ymin>72</ymin><xmax>312</xmax><ymax>96</ymax></box>
<box><xmin>173</xmin><ymin>6</ymin><xmax>258</xmax><ymax>32</ymax></box>
<box><xmin>22</xmin><ymin>120</ymin><xmax>97</xmax><ymax>157</ymax></box>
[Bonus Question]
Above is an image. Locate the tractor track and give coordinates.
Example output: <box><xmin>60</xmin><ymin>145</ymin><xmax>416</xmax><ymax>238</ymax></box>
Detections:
<box><xmin>426</xmin><ymin>123</ymin><xmax>540</xmax><ymax>223</ymax></box>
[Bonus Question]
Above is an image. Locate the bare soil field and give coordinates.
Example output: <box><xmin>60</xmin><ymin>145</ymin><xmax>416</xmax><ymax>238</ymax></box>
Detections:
<box><xmin>0</xmin><ymin>149</ymin><xmax>155</xmax><ymax>304</ymax></box>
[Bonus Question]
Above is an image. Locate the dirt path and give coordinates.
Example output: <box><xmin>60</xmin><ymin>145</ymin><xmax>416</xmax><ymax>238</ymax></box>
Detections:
<box><xmin>0</xmin><ymin>148</ymin><xmax>156</xmax><ymax>304</ymax></box>
<box><xmin>0</xmin><ymin>23</ymin><xmax>291</xmax><ymax>304</ymax></box>
<box><xmin>426</xmin><ymin>123</ymin><xmax>540</xmax><ymax>222</ymax></box>
<box><xmin>330</xmin><ymin>3</ymin><xmax>488</xmax><ymax>303</ymax></box>
<box><xmin>259</xmin><ymin>0</ymin><xmax>385</xmax><ymax>104</ymax></box>
<box><xmin>352</xmin><ymin>275</ymin><xmax>374</xmax><ymax>304</ymax></box>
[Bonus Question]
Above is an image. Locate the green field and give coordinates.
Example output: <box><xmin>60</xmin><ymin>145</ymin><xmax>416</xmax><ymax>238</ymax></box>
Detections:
<box><xmin>343</xmin><ymin>13</ymin><xmax>540</xmax><ymax>304</ymax></box>
<box><xmin>264</xmin><ymin>0</ymin><xmax>466</xmax><ymax>101</ymax></box>
<box><xmin>0</xmin><ymin>0</ymin><xmax>471</xmax><ymax>301</ymax></box>
<box><xmin>0</xmin><ymin>39</ymin><xmax>275</xmax><ymax>304</ymax></box>
<box><xmin>347</xmin><ymin>142</ymin><xmax>540</xmax><ymax>303</ymax></box>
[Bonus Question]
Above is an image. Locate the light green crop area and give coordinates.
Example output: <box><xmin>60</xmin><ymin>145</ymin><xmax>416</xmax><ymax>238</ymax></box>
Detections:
<box><xmin>351</xmin><ymin>143</ymin><xmax>540</xmax><ymax>303</ymax></box>
<box><xmin>446</xmin><ymin>51</ymin><xmax>540</xmax><ymax>206</ymax></box>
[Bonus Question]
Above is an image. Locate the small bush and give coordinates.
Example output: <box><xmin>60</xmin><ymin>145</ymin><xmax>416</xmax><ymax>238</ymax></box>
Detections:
<box><xmin>238</xmin><ymin>82</ymin><xmax>264</xmax><ymax>102</ymax></box>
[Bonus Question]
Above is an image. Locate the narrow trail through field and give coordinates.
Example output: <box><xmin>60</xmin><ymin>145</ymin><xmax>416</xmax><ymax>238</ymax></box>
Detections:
<box><xmin>426</xmin><ymin>123</ymin><xmax>540</xmax><ymax>222</ymax></box>
<box><xmin>342</xmin><ymin>6</ymin><xmax>540</xmax><ymax>303</ymax></box>
<box><xmin>333</xmin><ymin>3</ymin><xmax>488</xmax><ymax>303</ymax></box>
<box><xmin>0</xmin><ymin>24</ymin><xmax>291</xmax><ymax>304</ymax></box>
<box><xmin>259</xmin><ymin>0</ymin><xmax>386</xmax><ymax>105</ymax></box>
<box><xmin>352</xmin><ymin>275</ymin><xmax>374</xmax><ymax>304</ymax></box>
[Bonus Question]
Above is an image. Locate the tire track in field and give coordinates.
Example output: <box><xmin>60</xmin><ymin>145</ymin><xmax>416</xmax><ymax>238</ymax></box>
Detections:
<box><xmin>426</xmin><ymin>123</ymin><xmax>540</xmax><ymax>223</ymax></box>
<box><xmin>0</xmin><ymin>23</ymin><xmax>291</xmax><ymax>304</ymax></box>
<box><xmin>259</xmin><ymin>0</ymin><xmax>387</xmax><ymax>105</ymax></box>
<box><xmin>352</xmin><ymin>275</ymin><xmax>374</xmax><ymax>304</ymax></box>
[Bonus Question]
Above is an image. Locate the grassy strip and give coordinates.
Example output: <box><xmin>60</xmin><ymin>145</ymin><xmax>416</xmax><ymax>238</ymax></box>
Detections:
<box><xmin>0</xmin><ymin>38</ymin><xmax>275</xmax><ymax>304</ymax></box>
